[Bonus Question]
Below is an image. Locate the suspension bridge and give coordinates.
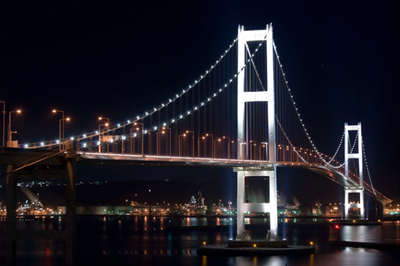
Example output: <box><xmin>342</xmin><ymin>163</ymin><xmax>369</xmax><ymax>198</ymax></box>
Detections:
<box><xmin>0</xmin><ymin>24</ymin><xmax>392</xmax><ymax>265</ymax></box>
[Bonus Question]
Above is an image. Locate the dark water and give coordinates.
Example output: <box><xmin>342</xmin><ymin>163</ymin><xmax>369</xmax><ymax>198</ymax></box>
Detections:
<box><xmin>0</xmin><ymin>216</ymin><xmax>399</xmax><ymax>266</ymax></box>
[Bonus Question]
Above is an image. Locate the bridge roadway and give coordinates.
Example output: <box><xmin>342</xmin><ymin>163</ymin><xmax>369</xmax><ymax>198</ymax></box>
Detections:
<box><xmin>1</xmin><ymin>147</ymin><xmax>390</xmax><ymax>204</ymax></box>
<box><xmin>0</xmin><ymin>147</ymin><xmax>364</xmax><ymax>192</ymax></box>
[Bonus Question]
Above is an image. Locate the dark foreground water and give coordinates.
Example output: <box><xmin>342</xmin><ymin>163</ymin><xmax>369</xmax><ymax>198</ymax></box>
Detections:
<box><xmin>0</xmin><ymin>216</ymin><xmax>399</xmax><ymax>266</ymax></box>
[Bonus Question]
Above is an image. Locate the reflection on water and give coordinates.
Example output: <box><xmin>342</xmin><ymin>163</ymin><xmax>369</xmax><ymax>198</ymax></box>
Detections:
<box><xmin>340</xmin><ymin>220</ymin><xmax>400</xmax><ymax>244</ymax></box>
<box><xmin>0</xmin><ymin>217</ymin><xmax>398</xmax><ymax>266</ymax></box>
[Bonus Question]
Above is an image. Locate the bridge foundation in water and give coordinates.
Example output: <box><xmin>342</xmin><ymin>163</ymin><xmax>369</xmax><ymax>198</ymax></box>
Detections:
<box><xmin>344</xmin><ymin>187</ymin><xmax>365</xmax><ymax>219</ymax></box>
<box><xmin>234</xmin><ymin>167</ymin><xmax>278</xmax><ymax>241</ymax></box>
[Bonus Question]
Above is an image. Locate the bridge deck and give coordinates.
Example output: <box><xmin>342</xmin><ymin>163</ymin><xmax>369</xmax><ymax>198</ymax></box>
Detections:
<box><xmin>0</xmin><ymin>147</ymin><xmax>388</xmax><ymax>203</ymax></box>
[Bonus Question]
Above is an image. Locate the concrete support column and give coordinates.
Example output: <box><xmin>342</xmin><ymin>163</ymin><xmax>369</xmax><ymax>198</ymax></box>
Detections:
<box><xmin>268</xmin><ymin>170</ymin><xmax>278</xmax><ymax>241</ymax></box>
<box><xmin>344</xmin><ymin>188</ymin><xmax>364</xmax><ymax>220</ymax></box>
<box><xmin>235</xmin><ymin>167</ymin><xmax>277</xmax><ymax>241</ymax></box>
<box><xmin>6</xmin><ymin>165</ymin><xmax>17</xmax><ymax>266</ymax></box>
<box><xmin>344</xmin><ymin>190</ymin><xmax>349</xmax><ymax>219</ymax></box>
<box><xmin>5</xmin><ymin>141</ymin><xmax>77</xmax><ymax>266</ymax></box>
<box><xmin>65</xmin><ymin>159</ymin><xmax>76</xmax><ymax>266</ymax></box>
<box><xmin>65</xmin><ymin>140</ymin><xmax>77</xmax><ymax>266</ymax></box>
<box><xmin>236</xmin><ymin>171</ymin><xmax>245</xmax><ymax>239</ymax></box>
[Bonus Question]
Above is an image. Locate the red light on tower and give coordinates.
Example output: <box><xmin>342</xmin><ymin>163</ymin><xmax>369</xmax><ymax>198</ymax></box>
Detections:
<box><xmin>335</xmin><ymin>225</ymin><xmax>340</xmax><ymax>229</ymax></box>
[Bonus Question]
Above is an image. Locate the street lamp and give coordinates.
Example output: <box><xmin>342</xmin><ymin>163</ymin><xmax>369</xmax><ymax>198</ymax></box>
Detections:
<box><xmin>98</xmin><ymin>122</ymin><xmax>109</xmax><ymax>153</ymax></box>
<box><xmin>8</xmin><ymin>109</ymin><xmax>21</xmax><ymax>147</ymax></box>
<box><xmin>250</xmin><ymin>143</ymin><xmax>257</xmax><ymax>160</ymax></box>
<box><xmin>261</xmin><ymin>142</ymin><xmax>268</xmax><ymax>161</ymax></box>
<box><xmin>156</xmin><ymin>126</ymin><xmax>171</xmax><ymax>156</ymax></box>
<box><xmin>185</xmin><ymin>130</ymin><xmax>195</xmax><ymax>158</ymax></box>
<box><xmin>197</xmin><ymin>136</ymin><xmax>205</xmax><ymax>157</ymax></box>
<box><xmin>230</xmin><ymin>140</ymin><xmax>235</xmax><ymax>160</ymax></box>
<box><xmin>239</xmin><ymin>142</ymin><xmax>247</xmax><ymax>161</ymax></box>
<box><xmin>130</xmin><ymin>128</ymin><xmax>136</xmax><ymax>154</ymax></box>
<box><xmin>156</xmin><ymin>130</ymin><xmax>165</xmax><ymax>155</ymax></box>
<box><xmin>0</xmin><ymin>101</ymin><xmax>5</xmax><ymax>147</ymax></box>
<box><xmin>222</xmin><ymin>136</ymin><xmax>230</xmax><ymax>160</ymax></box>
<box><xmin>178</xmin><ymin>133</ymin><xmax>186</xmax><ymax>157</ymax></box>
<box><xmin>61</xmin><ymin>117</ymin><xmax>70</xmax><ymax>150</ymax></box>
<box><xmin>213</xmin><ymin>138</ymin><xmax>221</xmax><ymax>159</ymax></box>
<box><xmin>99</xmin><ymin>117</ymin><xmax>110</xmax><ymax>152</ymax></box>
<box><xmin>205</xmin><ymin>133</ymin><xmax>214</xmax><ymax>158</ymax></box>
<box><xmin>52</xmin><ymin>109</ymin><xmax>65</xmax><ymax>148</ymax></box>
<box><xmin>134</xmin><ymin>122</ymin><xmax>144</xmax><ymax>156</ymax></box>
<box><xmin>164</xmin><ymin>126</ymin><xmax>171</xmax><ymax>156</ymax></box>
<box><xmin>52</xmin><ymin>109</ymin><xmax>70</xmax><ymax>150</ymax></box>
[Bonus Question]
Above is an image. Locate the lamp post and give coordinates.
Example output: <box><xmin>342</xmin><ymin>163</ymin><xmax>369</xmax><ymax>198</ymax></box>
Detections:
<box><xmin>98</xmin><ymin>122</ymin><xmax>109</xmax><ymax>153</ymax></box>
<box><xmin>197</xmin><ymin>136</ymin><xmax>205</xmax><ymax>157</ymax></box>
<box><xmin>230</xmin><ymin>140</ymin><xmax>235</xmax><ymax>160</ymax></box>
<box><xmin>205</xmin><ymin>133</ymin><xmax>214</xmax><ymax>158</ymax></box>
<box><xmin>52</xmin><ymin>109</ymin><xmax>66</xmax><ymax>150</ymax></box>
<box><xmin>213</xmin><ymin>138</ymin><xmax>221</xmax><ymax>159</ymax></box>
<box><xmin>185</xmin><ymin>130</ymin><xmax>195</xmax><ymax>158</ymax></box>
<box><xmin>260</xmin><ymin>142</ymin><xmax>268</xmax><ymax>161</ymax></box>
<box><xmin>59</xmin><ymin>117</ymin><xmax>70</xmax><ymax>150</ymax></box>
<box><xmin>8</xmin><ymin>109</ymin><xmax>21</xmax><ymax>147</ymax></box>
<box><xmin>99</xmin><ymin>117</ymin><xmax>110</xmax><ymax>152</ymax></box>
<box><xmin>177</xmin><ymin>133</ymin><xmax>186</xmax><ymax>157</ymax></box>
<box><xmin>222</xmin><ymin>136</ymin><xmax>230</xmax><ymax>159</ymax></box>
<box><xmin>157</xmin><ymin>126</ymin><xmax>171</xmax><ymax>156</ymax></box>
<box><xmin>240</xmin><ymin>142</ymin><xmax>247</xmax><ymax>161</ymax></box>
<box><xmin>134</xmin><ymin>122</ymin><xmax>144</xmax><ymax>156</ymax></box>
<box><xmin>164</xmin><ymin>126</ymin><xmax>171</xmax><ymax>157</ymax></box>
<box><xmin>156</xmin><ymin>130</ymin><xmax>165</xmax><ymax>155</ymax></box>
<box><xmin>130</xmin><ymin>128</ymin><xmax>136</xmax><ymax>154</ymax></box>
<box><xmin>0</xmin><ymin>101</ymin><xmax>5</xmax><ymax>147</ymax></box>
<box><xmin>250</xmin><ymin>143</ymin><xmax>257</xmax><ymax>160</ymax></box>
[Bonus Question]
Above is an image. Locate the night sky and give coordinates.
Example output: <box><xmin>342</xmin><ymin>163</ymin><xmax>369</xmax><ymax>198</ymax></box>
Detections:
<box><xmin>1</xmin><ymin>0</ymin><xmax>399</xmax><ymax>204</ymax></box>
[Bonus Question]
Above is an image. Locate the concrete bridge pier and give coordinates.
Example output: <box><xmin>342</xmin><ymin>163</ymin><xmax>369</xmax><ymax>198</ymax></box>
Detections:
<box><xmin>5</xmin><ymin>142</ymin><xmax>77</xmax><ymax>266</ymax></box>
<box><xmin>344</xmin><ymin>187</ymin><xmax>364</xmax><ymax>219</ymax></box>
<box><xmin>234</xmin><ymin>167</ymin><xmax>278</xmax><ymax>241</ymax></box>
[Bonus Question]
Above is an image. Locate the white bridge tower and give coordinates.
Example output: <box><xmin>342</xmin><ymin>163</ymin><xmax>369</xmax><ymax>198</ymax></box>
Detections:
<box><xmin>236</xmin><ymin>24</ymin><xmax>278</xmax><ymax>241</ymax></box>
<box><xmin>344</xmin><ymin>122</ymin><xmax>364</xmax><ymax>219</ymax></box>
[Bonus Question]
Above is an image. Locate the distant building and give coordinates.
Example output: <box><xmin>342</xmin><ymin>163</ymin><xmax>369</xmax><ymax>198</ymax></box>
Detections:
<box><xmin>299</xmin><ymin>204</ymin><xmax>312</xmax><ymax>216</ymax></box>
